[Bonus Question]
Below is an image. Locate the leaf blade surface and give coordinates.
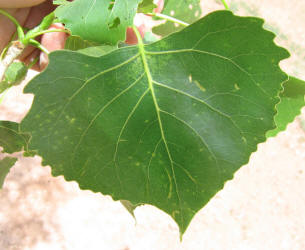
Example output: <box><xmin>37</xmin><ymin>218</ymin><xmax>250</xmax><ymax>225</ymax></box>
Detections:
<box><xmin>152</xmin><ymin>0</ymin><xmax>201</xmax><ymax>36</ymax></box>
<box><xmin>21</xmin><ymin>11</ymin><xmax>289</xmax><ymax>234</ymax></box>
<box><xmin>55</xmin><ymin>0</ymin><xmax>142</xmax><ymax>44</ymax></box>
<box><xmin>0</xmin><ymin>121</ymin><xmax>29</xmax><ymax>154</ymax></box>
<box><xmin>0</xmin><ymin>157</ymin><xmax>17</xmax><ymax>189</ymax></box>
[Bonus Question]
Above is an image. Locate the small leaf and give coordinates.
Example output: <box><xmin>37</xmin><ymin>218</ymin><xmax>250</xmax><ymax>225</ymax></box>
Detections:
<box><xmin>21</xmin><ymin>11</ymin><xmax>289</xmax><ymax>235</ymax></box>
<box><xmin>152</xmin><ymin>0</ymin><xmax>201</xmax><ymax>36</ymax></box>
<box><xmin>0</xmin><ymin>62</ymin><xmax>28</xmax><ymax>93</ymax></box>
<box><xmin>0</xmin><ymin>157</ymin><xmax>17</xmax><ymax>189</ymax></box>
<box><xmin>55</xmin><ymin>0</ymin><xmax>142</xmax><ymax>44</ymax></box>
<box><xmin>4</xmin><ymin>62</ymin><xmax>27</xmax><ymax>84</ymax></box>
<box><xmin>0</xmin><ymin>121</ymin><xmax>30</xmax><ymax>154</ymax></box>
<box><xmin>138</xmin><ymin>0</ymin><xmax>157</xmax><ymax>13</ymax></box>
<box><xmin>267</xmin><ymin>76</ymin><xmax>305</xmax><ymax>137</ymax></box>
<box><xmin>65</xmin><ymin>36</ymin><xmax>117</xmax><ymax>57</ymax></box>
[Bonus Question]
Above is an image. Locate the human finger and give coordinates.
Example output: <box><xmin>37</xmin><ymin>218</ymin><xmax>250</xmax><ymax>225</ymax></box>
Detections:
<box><xmin>0</xmin><ymin>0</ymin><xmax>46</xmax><ymax>8</ymax></box>
<box><xmin>39</xmin><ymin>23</ymin><xmax>68</xmax><ymax>70</ymax></box>
<box><xmin>18</xmin><ymin>0</ymin><xmax>55</xmax><ymax>63</ymax></box>
<box><xmin>0</xmin><ymin>8</ymin><xmax>30</xmax><ymax>52</ymax></box>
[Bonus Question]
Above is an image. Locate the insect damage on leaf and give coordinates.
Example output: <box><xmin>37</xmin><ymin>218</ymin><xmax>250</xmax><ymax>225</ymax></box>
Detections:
<box><xmin>54</xmin><ymin>0</ymin><xmax>142</xmax><ymax>44</ymax></box>
<box><xmin>267</xmin><ymin>76</ymin><xmax>305</xmax><ymax>137</ymax></box>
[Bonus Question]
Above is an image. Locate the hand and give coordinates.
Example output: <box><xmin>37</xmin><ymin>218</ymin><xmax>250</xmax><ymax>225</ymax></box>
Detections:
<box><xmin>0</xmin><ymin>0</ymin><xmax>67</xmax><ymax>70</ymax></box>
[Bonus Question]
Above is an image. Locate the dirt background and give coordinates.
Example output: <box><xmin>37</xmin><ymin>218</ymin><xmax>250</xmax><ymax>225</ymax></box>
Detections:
<box><xmin>0</xmin><ymin>0</ymin><xmax>305</xmax><ymax>249</ymax></box>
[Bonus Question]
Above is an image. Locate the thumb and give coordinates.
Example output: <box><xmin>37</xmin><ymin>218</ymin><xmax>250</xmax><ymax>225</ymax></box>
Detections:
<box><xmin>0</xmin><ymin>0</ymin><xmax>46</xmax><ymax>8</ymax></box>
<box><xmin>39</xmin><ymin>23</ymin><xmax>68</xmax><ymax>70</ymax></box>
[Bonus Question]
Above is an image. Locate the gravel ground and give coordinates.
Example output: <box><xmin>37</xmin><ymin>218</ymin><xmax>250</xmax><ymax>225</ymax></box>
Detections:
<box><xmin>0</xmin><ymin>0</ymin><xmax>305</xmax><ymax>249</ymax></box>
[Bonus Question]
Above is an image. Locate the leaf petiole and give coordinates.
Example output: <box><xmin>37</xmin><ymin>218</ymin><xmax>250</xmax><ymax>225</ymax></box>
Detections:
<box><xmin>221</xmin><ymin>0</ymin><xmax>229</xmax><ymax>10</ymax></box>
<box><xmin>147</xmin><ymin>12</ymin><xmax>189</xmax><ymax>27</ymax></box>
<box><xmin>22</xmin><ymin>12</ymin><xmax>55</xmax><ymax>44</ymax></box>
<box><xmin>28</xmin><ymin>39</ymin><xmax>49</xmax><ymax>54</ymax></box>
<box><xmin>25</xmin><ymin>28</ymin><xmax>71</xmax><ymax>39</ymax></box>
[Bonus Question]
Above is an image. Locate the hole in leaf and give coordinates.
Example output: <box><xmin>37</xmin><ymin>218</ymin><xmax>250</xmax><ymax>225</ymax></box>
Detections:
<box><xmin>108</xmin><ymin>17</ymin><xmax>120</xmax><ymax>29</ymax></box>
<box><xmin>189</xmin><ymin>4</ymin><xmax>193</xmax><ymax>9</ymax></box>
<box><xmin>170</xmin><ymin>10</ymin><xmax>175</xmax><ymax>16</ymax></box>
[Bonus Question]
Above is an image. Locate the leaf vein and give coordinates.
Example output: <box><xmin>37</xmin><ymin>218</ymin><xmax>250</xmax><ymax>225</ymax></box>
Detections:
<box><xmin>146</xmin><ymin>48</ymin><xmax>271</xmax><ymax>98</ymax></box>
<box><xmin>71</xmin><ymin>73</ymin><xmax>145</xmax><ymax>164</ymax></box>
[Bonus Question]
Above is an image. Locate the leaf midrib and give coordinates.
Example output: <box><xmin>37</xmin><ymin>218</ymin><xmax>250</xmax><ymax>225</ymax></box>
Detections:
<box><xmin>136</xmin><ymin>30</ymin><xmax>185</xmax><ymax>227</ymax></box>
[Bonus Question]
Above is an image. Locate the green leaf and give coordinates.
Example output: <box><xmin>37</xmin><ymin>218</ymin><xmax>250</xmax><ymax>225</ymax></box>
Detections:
<box><xmin>152</xmin><ymin>0</ymin><xmax>201</xmax><ymax>36</ymax></box>
<box><xmin>0</xmin><ymin>62</ymin><xmax>28</xmax><ymax>93</ymax></box>
<box><xmin>21</xmin><ymin>11</ymin><xmax>289</xmax><ymax>235</ymax></box>
<box><xmin>0</xmin><ymin>121</ymin><xmax>30</xmax><ymax>188</ymax></box>
<box><xmin>138</xmin><ymin>0</ymin><xmax>157</xmax><ymax>13</ymax></box>
<box><xmin>267</xmin><ymin>76</ymin><xmax>305</xmax><ymax>137</ymax></box>
<box><xmin>55</xmin><ymin>0</ymin><xmax>142</xmax><ymax>45</ymax></box>
<box><xmin>0</xmin><ymin>121</ymin><xmax>30</xmax><ymax>154</ymax></box>
<box><xmin>0</xmin><ymin>157</ymin><xmax>17</xmax><ymax>189</ymax></box>
<box><xmin>0</xmin><ymin>81</ymin><xmax>10</xmax><ymax>94</ymax></box>
<box><xmin>65</xmin><ymin>36</ymin><xmax>117</xmax><ymax>57</ymax></box>
<box><xmin>4</xmin><ymin>62</ymin><xmax>27</xmax><ymax>84</ymax></box>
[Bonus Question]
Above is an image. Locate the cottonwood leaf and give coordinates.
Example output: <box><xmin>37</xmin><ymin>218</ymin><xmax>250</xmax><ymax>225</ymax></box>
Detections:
<box><xmin>0</xmin><ymin>121</ymin><xmax>29</xmax><ymax>154</ymax></box>
<box><xmin>21</xmin><ymin>11</ymin><xmax>289</xmax><ymax>235</ymax></box>
<box><xmin>55</xmin><ymin>0</ymin><xmax>142</xmax><ymax>44</ymax></box>
<box><xmin>267</xmin><ymin>76</ymin><xmax>305</xmax><ymax>137</ymax></box>
<box><xmin>0</xmin><ymin>157</ymin><xmax>17</xmax><ymax>189</ymax></box>
<box><xmin>152</xmin><ymin>0</ymin><xmax>201</xmax><ymax>36</ymax></box>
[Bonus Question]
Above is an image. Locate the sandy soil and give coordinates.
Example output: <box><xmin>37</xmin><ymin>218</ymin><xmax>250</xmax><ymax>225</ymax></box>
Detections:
<box><xmin>0</xmin><ymin>0</ymin><xmax>305</xmax><ymax>249</ymax></box>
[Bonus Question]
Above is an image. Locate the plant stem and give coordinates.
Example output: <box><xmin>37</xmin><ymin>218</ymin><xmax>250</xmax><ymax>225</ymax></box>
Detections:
<box><xmin>26</xmin><ymin>28</ymin><xmax>70</xmax><ymax>40</ymax></box>
<box><xmin>1</xmin><ymin>31</ymin><xmax>18</xmax><ymax>60</ymax></box>
<box><xmin>28</xmin><ymin>39</ymin><xmax>49</xmax><ymax>54</ymax></box>
<box><xmin>221</xmin><ymin>0</ymin><xmax>229</xmax><ymax>10</ymax></box>
<box><xmin>132</xmin><ymin>25</ymin><xmax>144</xmax><ymax>50</ymax></box>
<box><xmin>0</xmin><ymin>41</ymin><xmax>25</xmax><ymax>81</ymax></box>
<box><xmin>148</xmin><ymin>12</ymin><xmax>189</xmax><ymax>27</ymax></box>
<box><xmin>0</xmin><ymin>9</ymin><xmax>24</xmax><ymax>39</ymax></box>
